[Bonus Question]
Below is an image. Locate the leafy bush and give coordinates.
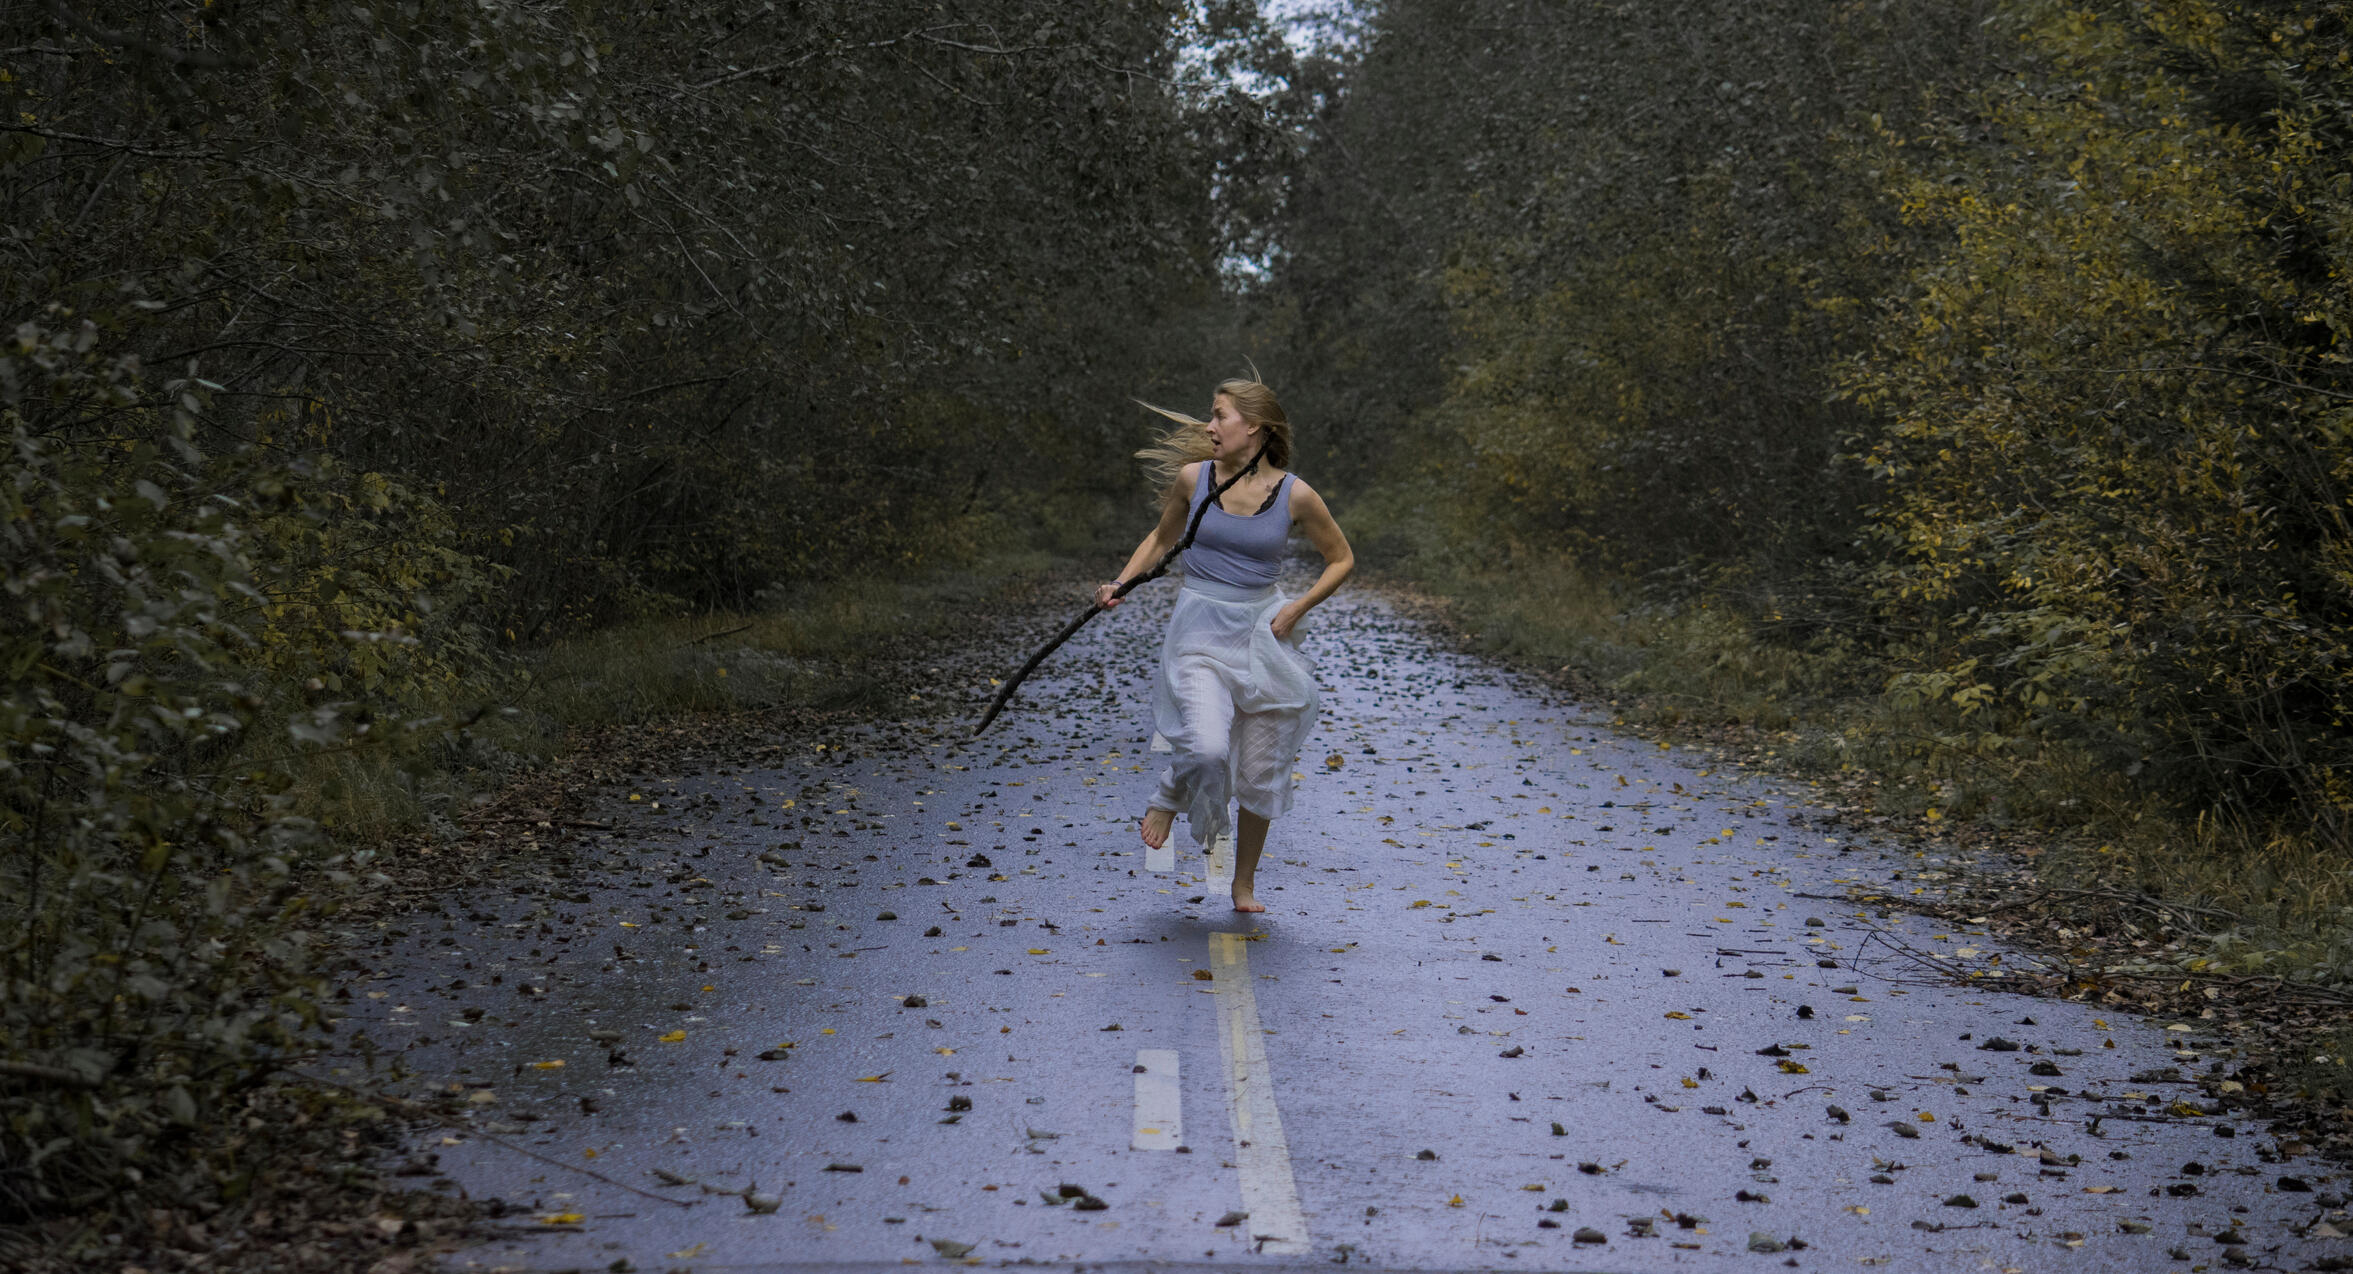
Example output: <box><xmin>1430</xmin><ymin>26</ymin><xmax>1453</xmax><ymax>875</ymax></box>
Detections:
<box><xmin>0</xmin><ymin>318</ymin><xmax>363</xmax><ymax>1219</ymax></box>
<box><xmin>1847</xmin><ymin>0</ymin><xmax>2353</xmax><ymax>840</ymax></box>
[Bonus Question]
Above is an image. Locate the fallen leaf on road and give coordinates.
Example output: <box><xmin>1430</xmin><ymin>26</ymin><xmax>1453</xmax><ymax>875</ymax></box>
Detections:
<box><xmin>659</xmin><ymin>1030</ymin><xmax>686</xmax><ymax>1043</ymax></box>
<box><xmin>929</xmin><ymin>1238</ymin><xmax>974</xmax><ymax>1258</ymax></box>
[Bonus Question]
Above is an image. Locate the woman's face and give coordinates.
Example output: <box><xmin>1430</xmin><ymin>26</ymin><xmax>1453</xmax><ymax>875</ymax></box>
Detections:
<box><xmin>1204</xmin><ymin>394</ymin><xmax>1258</xmax><ymax>462</ymax></box>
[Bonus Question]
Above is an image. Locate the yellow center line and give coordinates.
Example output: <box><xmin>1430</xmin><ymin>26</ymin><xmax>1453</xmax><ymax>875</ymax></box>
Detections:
<box><xmin>1210</xmin><ymin>931</ymin><xmax>1309</xmax><ymax>1255</ymax></box>
<box><xmin>1206</xmin><ymin>830</ymin><xmax>1234</xmax><ymax>887</ymax></box>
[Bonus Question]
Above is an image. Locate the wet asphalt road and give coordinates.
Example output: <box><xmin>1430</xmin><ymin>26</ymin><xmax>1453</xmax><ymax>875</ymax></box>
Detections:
<box><xmin>348</xmin><ymin>581</ymin><xmax>2345</xmax><ymax>1272</ymax></box>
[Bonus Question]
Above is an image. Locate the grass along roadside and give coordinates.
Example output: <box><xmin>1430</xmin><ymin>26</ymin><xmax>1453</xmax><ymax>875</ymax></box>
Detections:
<box><xmin>1378</xmin><ymin>553</ymin><xmax>2353</xmax><ymax>1142</ymax></box>
<box><xmin>282</xmin><ymin>546</ymin><xmax>1084</xmax><ymax>848</ymax></box>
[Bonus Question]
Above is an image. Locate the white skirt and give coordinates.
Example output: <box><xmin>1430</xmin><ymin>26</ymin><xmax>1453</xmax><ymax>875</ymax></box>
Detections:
<box><xmin>1148</xmin><ymin>576</ymin><xmax>1319</xmax><ymax>844</ymax></box>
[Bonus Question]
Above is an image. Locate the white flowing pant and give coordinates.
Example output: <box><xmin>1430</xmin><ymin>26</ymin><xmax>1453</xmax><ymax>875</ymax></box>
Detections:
<box><xmin>1148</xmin><ymin>576</ymin><xmax>1319</xmax><ymax>846</ymax></box>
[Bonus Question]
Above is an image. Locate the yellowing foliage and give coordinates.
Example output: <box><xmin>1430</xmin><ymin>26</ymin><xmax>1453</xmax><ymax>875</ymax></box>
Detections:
<box><xmin>1849</xmin><ymin>0</ymin><xmax>2353</xmax><ymax>833</ymax></box>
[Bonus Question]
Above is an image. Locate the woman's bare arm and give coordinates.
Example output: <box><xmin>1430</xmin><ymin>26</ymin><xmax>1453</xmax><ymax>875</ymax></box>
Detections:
<box><xmin>1094</xmin><ymin>463</ymin><xmax>1198</xmax><ymax>609</ymax></box>
<box><xmin>1271</xmin><ymin>480</ymin><xmax>1353</xmax><ymax>640</ymax></box>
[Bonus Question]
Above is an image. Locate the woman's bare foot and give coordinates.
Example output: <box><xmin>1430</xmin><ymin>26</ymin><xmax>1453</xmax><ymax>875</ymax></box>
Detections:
<box><xmin>1141</xmin><ymin>808</ymin><xmax>1174</xmax><ymax>850</ymax></box>
<box><xmin>1231</xmin><ymin>884</ymin><xmax>1265</xmax><ymax>913</ymax></box>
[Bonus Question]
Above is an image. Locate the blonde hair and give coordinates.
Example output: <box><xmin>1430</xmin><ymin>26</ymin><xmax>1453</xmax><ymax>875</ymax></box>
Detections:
<box><xmin>1134</xmin><ymin>377</ymin><xmax>1294</xmax><ymax>491</ymax></box>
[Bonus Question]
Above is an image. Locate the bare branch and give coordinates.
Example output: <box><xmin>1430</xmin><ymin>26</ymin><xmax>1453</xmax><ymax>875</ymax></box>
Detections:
<box><xmin>44</xmin><ymin>2</ymin><xmax>248</xmax><ymax>70</ymax></box>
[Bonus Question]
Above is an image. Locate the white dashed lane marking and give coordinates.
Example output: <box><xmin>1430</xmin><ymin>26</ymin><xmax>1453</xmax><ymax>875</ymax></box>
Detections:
<box><xmin>1131</xmin><ymin>1048</ymin><xmax>1182</xmax><ymax>1150</ymax></box>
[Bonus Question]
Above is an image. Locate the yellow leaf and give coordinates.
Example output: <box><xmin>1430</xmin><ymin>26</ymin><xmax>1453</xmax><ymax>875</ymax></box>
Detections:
<box><xmin>658</xmin><ymin>1030</ymin><xmax>686</xmax><ymax>1043</ymax></box>
<box><xmin>1777</xmin><ymin>1060</ymin><xmax>1810</xmax><ymax>1074</ymax></box>
<box><xmin>531</xmin><ymin>1060</ymin><xmax>564</xmax><ymax>1070</ymax></box>
<box><xmin>1664</xmin><ymin>1011</ymin><xmax>1693</xmax><ymax>1020</ymax></box>
<box><xmin>1521</xmin><ymin>1183</ymin><xmax>1546</xmax><ymax>1191</ymax></box>
<box><xmin>2084</xmin><ymin>1186</ymin><xmax>2119</xmax><ymax>1194</ymax></box>
<box><xmin>1446</xmin><ymin>1194</ymin><xmax>1465</xmax><ymax>1208</ymax></box>
<box><xmin>1410</xmin><ymin>900</ymin><xmax>1432</xmax><ymax>909</ymax></box>
<box><xmin>582</xmin><ymin>1147</ymin><xmax>598</xmax><ymax>1158</ymax></box>
<box><xmin>856</xmin><ymin>1074</ymin><xmax>890</xmax><ymax>1083</ymax></box>
<box><xmin>540</xmin><ymin>1212</ymin><xmax>584</xmax><ymax>1225</ymax></box>
<box><xmin>1916</xmin><ymin>1111</ymin><xmax>1935</xmax><ymax>1122</ymax></box>
<box><xmin>1027</xmin><ymin>948</ymin><xmax>1050</xmax><ymax>955</ymax></box>
<box><xmin>629</xmin><ymin>794</ymin><xmax>642</xmax><ymax>802</ymax></box>
<box><xmin>1680</xmin><ymin>1077</ymin><xmax>1699</xmax><ymax>1089</ymax></box>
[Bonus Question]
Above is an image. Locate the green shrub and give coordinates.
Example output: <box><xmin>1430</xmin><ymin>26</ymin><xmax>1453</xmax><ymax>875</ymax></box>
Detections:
<box><xmin>0</xmin><ymin>319</ymin><xmax>359</xmax><ymax>1219</ymax></box>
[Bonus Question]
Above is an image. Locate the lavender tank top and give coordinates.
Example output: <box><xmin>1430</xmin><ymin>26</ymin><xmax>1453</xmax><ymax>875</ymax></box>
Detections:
<box><xmin>1183</xmin><ymin>462</ymin><xmax>1294</xmax><ymax>589</ymax></box>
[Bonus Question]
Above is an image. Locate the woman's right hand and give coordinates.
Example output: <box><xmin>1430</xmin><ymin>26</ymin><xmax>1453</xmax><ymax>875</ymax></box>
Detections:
<box><xmin>1094</xmin><ymin>581</ymin><xmax>1124</xmax><ymax>609</ymax></box>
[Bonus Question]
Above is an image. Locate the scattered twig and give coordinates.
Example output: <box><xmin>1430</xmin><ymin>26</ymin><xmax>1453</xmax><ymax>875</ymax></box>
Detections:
<box><xmin>0</xmin><ymin>1059</ymin><xmax>99</xmax><ymax>1089</ymax></box>
<box><xmin>684</xmin><ymin>623</ymin><xmax>754</xmax><ymax>647</ymax></box>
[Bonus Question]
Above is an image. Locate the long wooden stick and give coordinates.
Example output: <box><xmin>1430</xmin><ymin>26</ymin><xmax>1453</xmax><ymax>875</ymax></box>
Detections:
<box><xmin>971</xmin><ymin>440</ymin><xmax>1271</xmax><ymax>737</ymax></box>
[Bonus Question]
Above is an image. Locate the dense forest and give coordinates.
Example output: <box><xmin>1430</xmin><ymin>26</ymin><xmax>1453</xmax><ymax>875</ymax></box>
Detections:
<box><xmin>1265</xmin><ymin>0</ymin><xmax>2350</xmax><ymax>861</ymax></box>
<box><xmin>0</xmin><ymin>0</ymin><xmax>1268</xmax><ymax>1237</ymax></box>
<box><xmin>4</xmin><ymin>0</ymin><xmax>2350</xmax><ymax>1257</ymax></box>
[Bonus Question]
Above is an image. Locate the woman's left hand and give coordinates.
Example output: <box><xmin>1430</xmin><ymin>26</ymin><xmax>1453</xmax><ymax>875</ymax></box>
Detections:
<box><xmin>1270</xmin><ymin>601</ymin><xmax>1308</xmax><ymax>642</ymax></box>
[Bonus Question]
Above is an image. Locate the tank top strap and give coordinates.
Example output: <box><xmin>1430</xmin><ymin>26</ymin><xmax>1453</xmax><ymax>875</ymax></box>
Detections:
<box><xmin>1275</xmin><ymin>473</ymin><xmax>1296</xmax><ymax>518</ymax></box>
